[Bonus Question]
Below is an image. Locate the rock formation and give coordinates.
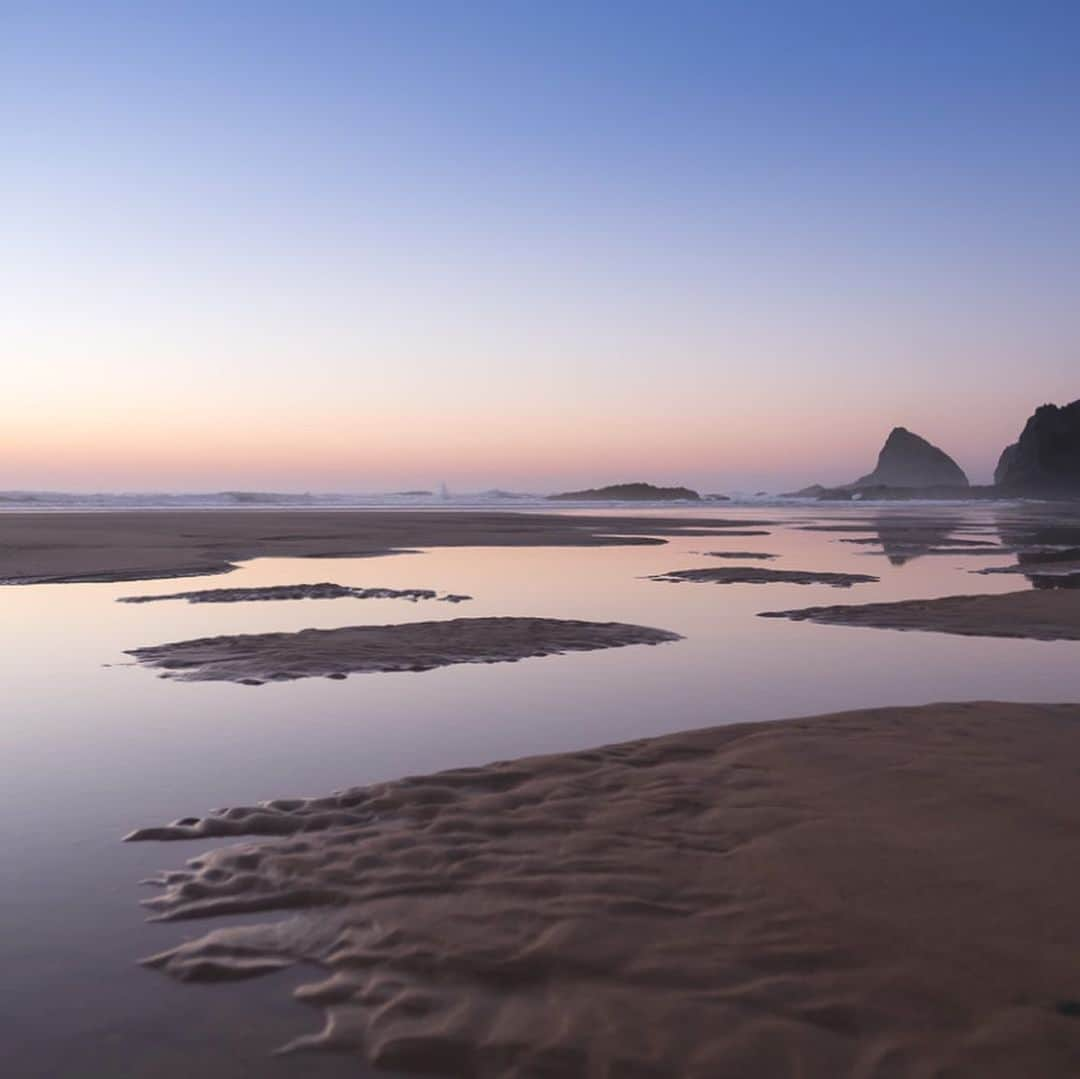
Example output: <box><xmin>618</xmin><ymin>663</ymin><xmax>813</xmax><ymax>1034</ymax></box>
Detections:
<box><xmin>995</xmin><ymin>400</ymin><xmax>1080</xmax><ymax>496</ymax></box>
<box><xmin>852</xmin><ymin>427</ymin><xmax>969</xmax><ymax>488</ymax></box>
<box><xmin>782</xmin><ymin>428</ymin><xmax>970</xmax><ymax>499</ymax></box>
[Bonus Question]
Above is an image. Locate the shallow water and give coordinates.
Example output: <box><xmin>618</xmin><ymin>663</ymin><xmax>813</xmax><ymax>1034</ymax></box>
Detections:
<box><xmin>3</xmin><ymin>505</ymin><xmax>1079</xmax><ymax>1076</ymax></box>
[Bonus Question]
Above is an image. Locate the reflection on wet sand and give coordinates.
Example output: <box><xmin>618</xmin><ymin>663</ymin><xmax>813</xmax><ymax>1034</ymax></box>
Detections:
<box><xmin>796</xmin><ymin>515</ymin><xmax>1005</xmax><ymax>563</ymax></box>
<box><xmin>981</xmin><ymin>516</ymin><xmax>1080</xmax><ymax>589</ymax></box>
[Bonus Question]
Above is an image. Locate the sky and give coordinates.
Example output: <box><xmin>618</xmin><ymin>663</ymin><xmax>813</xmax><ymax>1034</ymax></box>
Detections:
<box><xmin>3</xmin><ymin>1</ymin><xmax>1079</xmax><ymax>492</ymax></box>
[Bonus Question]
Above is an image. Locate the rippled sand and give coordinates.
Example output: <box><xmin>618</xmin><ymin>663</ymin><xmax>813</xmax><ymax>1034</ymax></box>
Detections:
<box><xmin>130</xmin><ymin>702</ymin><xmax>1080</xmax><ymax>1077</ymax></box>
<box><xmin>127</xmin><ymin>618</ymin><xmax>682</xmax><ymax>685</ymax></box>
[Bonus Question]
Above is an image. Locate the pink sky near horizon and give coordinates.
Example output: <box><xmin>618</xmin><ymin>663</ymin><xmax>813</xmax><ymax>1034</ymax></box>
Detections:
<box><xmin>1</xmin><ymin>381</ymin><xmax>1062</xmax><ymax>493</ymax></box>
<box><xmin>5</xmin><ymin>5</ymin><xmax>1078</xmax><ymax>495</ymax></box>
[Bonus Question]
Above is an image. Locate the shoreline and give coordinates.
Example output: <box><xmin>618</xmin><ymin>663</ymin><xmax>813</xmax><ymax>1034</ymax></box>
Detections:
<box><xmin>0</xmin><ymin>509</ymin><xmax>772</xmax><ymax>585</ymax></box>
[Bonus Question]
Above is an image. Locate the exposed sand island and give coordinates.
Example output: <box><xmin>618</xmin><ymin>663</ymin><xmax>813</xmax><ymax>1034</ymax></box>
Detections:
<box><xmin>128</xmin><ymin>702</ymin><xmax>1080</xmax><ymax>1077</ymax></box>
<box><xmin>650</xmin><ymin>567</ymin><xmax>878</xmax><ymax>587</ymax></box>
<box><xmin>118</xmin><ymin>583</ymin><xmax>471</xmax><ymax>604</ymax></box>
<box><xmin>697</xmin><ymin>528</ymin><xmax>772</xmax><ymax>537</ymax></box>
<box><xmin>0</xmin><ymin>510</ymin><xmax>773</xmax><ymax>585</ymax></box>
<box><xmin>698</xmin><ymin>550</ymin><xmax>778</xmax><ymax>560</ymax></box>
<box><xmin>760</xmin><ymin>588</ymin><xmax>1080</xmax><ymax>640</ymax></box>
<box><xmin>126</xmin><ymin>618</ymin><xmax>681</xmax><ymax>685</ymax></box>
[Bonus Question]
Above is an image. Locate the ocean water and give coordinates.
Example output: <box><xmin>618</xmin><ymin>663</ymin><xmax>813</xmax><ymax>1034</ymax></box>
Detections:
<box><xmin>2</xmin><ymin>505</ymin><xmax>1079</xmax><ymax>1077</ymax></box>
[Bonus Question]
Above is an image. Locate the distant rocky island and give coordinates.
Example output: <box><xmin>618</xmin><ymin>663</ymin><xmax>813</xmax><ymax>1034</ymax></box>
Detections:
<box><xmin>548</xmin><ymin>482</ymin><xmax>700</xmax><ymax>502</ymax></box>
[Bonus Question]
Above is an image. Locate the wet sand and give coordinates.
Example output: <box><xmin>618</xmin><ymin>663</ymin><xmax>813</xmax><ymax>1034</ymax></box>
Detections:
<box><xmin>129</xmin><ymin>702</ymin><xmax>1080</xmax><ymax>1077</ymax></box>
<box><xmin>760</xmin><ymin>588</ymin><xmax>1080</xmax><ymax>640</ymax></box>
<box><xmin>127</xmin><ymin>618</ymin><xmax>681</xmax><ymax>684</ymax></box>
<box><xmin>118</xmin><ymin>583</ymin><xmax>471</xmax><ymax>604</ymax></box>
<box><xmin>698</xmin><ymin>550</ymin><xmax>778</xmax><ymax>559</ymax></box>
<box><xmin>650</xmin><ymin>566</ymin><xmax>878</xmax><ymax>587</ymax></box>
<box><xmin>0</xmin><ymin>510</ymin><xmax>772</xmax><ymax>584</ymax></box>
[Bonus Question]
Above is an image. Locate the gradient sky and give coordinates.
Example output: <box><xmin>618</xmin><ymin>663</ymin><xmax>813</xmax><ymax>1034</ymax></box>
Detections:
<box><xmin>4</xmin><ymin>1</ymin><xmax>1079</xmax><ymax>492</ymax></box>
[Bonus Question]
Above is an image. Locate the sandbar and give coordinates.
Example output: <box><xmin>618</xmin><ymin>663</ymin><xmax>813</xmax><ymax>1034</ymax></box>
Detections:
<box><xmin>760</xmin><ymin>588</ymin><xmax>1080</xmax><ymax>640</ymax></box>
<box><xmin>697</xmin><ymin>550</ymin><xmax>778</xmax><ymax>560</ymax></box>
<box><xmin>650</xmin><ymin>567</ymin><xmax>878</xmax><ymax>587</ymax></box>
<box><xmin>0</xmin><ymin>510</ymin><xmax>772</xmax><ymax>585</ymax></box>
<box><xmin>118</xmin><ymin>583</ymin><xmax>471</xmax><ymax>604</ymax></box>
<box><xmin>126</xmin><ymin>617</ymin><xmax>682</xmax><ymax>684</ymax></box>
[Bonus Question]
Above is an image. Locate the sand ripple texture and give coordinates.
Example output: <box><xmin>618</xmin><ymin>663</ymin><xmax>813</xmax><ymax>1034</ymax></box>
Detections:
<box><xmin>126</xmin><ymin>617</ymin><xmax>681</xmax><ymax>685</ymax></box>
<box><xmin>129</xmin><ymin>703</ymin><xmax>1080</xmax><ymax>1077</ymax></box>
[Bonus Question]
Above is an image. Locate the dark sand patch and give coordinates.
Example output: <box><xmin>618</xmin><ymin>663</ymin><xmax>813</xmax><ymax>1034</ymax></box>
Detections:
<box><xmin>118</xmin><ymin>583</ymin><xmax>471</xmax><ymax>605</ymax></box>
<box><xmin>127</xmin><ymin>702</ymin><xmax>1080</xmax><ymax>1077</ymax></box>
<box><xmin>760</xmin><ymin>588</ymin><xmax>1080</xmax><ymax>640</ymax></box>
<box><xmin>700</xmin><ymin>529</ymin><xmax>772</xmax><ymax>537</ymax></box>
<box><xmin>650</xmin><ymin>567</ymin><xmax>878</xmax><ymax>587</ymax></box>
<box><xmin>0</xmin><ymin>511</ymin><xmax>775</xmax><ymax>585</ymax></box>
<box><xmin>126</xmin><ymin>618</ymin><xmax>681</xmax><ymax>685</ymax></box>
<box><xmin>696</xmin><ymin>550</ymin><xmax>778</xmax><ymax>560</ymax></box>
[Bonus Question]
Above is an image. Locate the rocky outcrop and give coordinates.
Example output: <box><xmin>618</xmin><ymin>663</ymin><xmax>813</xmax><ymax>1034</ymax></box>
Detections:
<box><xmin>782</xmin><ymin>428</ymin><xmax>970</xmax><ymax>499</ymax></box>
<box><xmin>995</xmin><ymin>400</ymin><xmax>1080</xmax><ymax>496</ymax></box>
<box><xmin>853</xmin><ymin>428</ymin><xmax>969</xmax><ymax>489</ymax></box>
<box><xmin>548</xmin><ymin>483</ymin><xmax>700</xmax><ymax>502</ymax></box>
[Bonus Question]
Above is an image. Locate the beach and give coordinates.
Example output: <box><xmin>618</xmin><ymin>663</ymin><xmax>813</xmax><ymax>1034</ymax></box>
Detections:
<box><xmin>0</xmin><ymin>509</ymin><xmax>760</xmax><ymax>584</ymax></box>
<box><xmin>14</xmin><ymin>5</ymin><xmax>1080</xmax><ymax>1074</ymax></box>
<box><xmin>4</xmin><ymin>503</ymin><xmax>1080</xmax><ymax>1077</ymax></box>
<box><xmin>131</xmin><ymin>700</ymin><xmax>1080</xmax><ymax>1077</ymax></box>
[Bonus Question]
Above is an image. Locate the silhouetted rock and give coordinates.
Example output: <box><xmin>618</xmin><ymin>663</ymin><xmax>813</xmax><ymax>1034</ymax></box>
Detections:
<box><xmin>782</xmin><ymin>429</ymin><xmax>970</xmax><ymax>499</ymax></box>
<box><xmin>853</xmin><ymin>428</ymin><xmax>969</xmax><ymax>488</ymax></box>
<box><xmin>548</xmin><ymin>483</ymin><xmax>700</xmax><ymax>502</ymax></box>
<box><xmin>994</xmin><ymin>400</ymin><xmax>1080</xmax><ymax>496</ymax></box>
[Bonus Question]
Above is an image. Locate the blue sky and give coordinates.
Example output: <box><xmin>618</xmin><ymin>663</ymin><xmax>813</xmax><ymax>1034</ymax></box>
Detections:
<box><xmin>4</xmin><ymin>2</ymin><xmax>1079</xmax><ymax>490</ymax></box>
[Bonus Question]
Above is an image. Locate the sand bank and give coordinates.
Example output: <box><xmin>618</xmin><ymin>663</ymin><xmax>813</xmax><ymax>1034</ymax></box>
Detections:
<box><xmin>126</xmin><ymin>618</ymin><xmax>681</xmax><ymax>685</ymax></box>
<box><xmin>650</xmin><ymin>567</ymin><xmax>878</xmax><ymax>587</ymax></box>
<box><xmin>0</xmin><ymin>510</ymin><xmax>769</xmax><ymax>585</ymax></box>
<box><xmin>697</xmin><ymin>550</ymin><xmax>778</xmax><ymax>560</ymax></box>
<box><xmin>129</xmin><ymin>702</ymin><xmax>1080</xmax><ymax>1076</ymax></box>
<box><xmin>118</xmin><ymin>583</ymin><xmax>471</xmax><ymax>604</ymax></box>
<box><xmin>760</xmin><ymin>588</ymin><xmax>1080</xmax><ymax>640</ymax></box>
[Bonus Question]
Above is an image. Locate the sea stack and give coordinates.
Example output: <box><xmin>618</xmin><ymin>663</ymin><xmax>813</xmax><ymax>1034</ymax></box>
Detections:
<box><xmin>995</xmin><ymin>399</ymin><xmax>1080</xmax><ymax>496</ymax></box>
<box><xmin>852</xmin><ymin>427</ymin><xmax>969</xmax><ymax>488</ymax></box>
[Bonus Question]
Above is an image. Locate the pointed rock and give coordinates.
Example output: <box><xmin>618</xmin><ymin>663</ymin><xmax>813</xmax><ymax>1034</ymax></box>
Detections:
<box><xmin>852</xmin><ymin>427</ymin><xmax>968</xmax><ymax>488</ymax></box>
